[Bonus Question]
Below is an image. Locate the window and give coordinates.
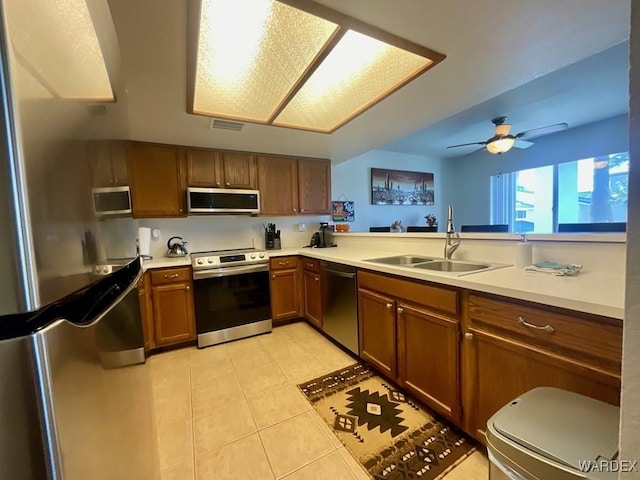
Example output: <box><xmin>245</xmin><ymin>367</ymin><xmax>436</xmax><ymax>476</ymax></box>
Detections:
<box><xmin>490</xmin><ymin>152</ymin><xmax>628</xmax><ymax>233</ymax></box>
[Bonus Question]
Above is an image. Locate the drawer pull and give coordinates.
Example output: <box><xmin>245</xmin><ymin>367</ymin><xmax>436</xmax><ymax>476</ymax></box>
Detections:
<box><xmin>164</xmin><ymin>273</ymin><xmax>179</xmax><ymax>279</ymax></box>
<box><xmin>386</xmin><ymin>303</ymin><xmax>393</xmax><ymax>309</ymax></box>
<box><xmin>464</xmin><ymin>332</ymin><xmax>474</xmax><ymax>340</ymax></box>
<box><xmin>314</xmin><ymin>276</ymin><xmax>319</xmax><ymax>282</ymax></box>
<box><xmin>397</xmin><ymin>307</ymin><xmax>404</xmax><ymax>314</ymax></box>
<box><xmin>278</xmin><ymin>261</ymin><xmax>288</xmax><ymax>266</ymax></box>
<box><xmin>185</xmin><ymin>286</ymin><xmax>190</xmax><ymax>291</ymax></box>
<box><xmin>518</xmin><ymin>316</ymin><xmax>554</xmax><ymax>333</ymax></box>
<box><xmin>306</xmin><ymin>263</ymin><xmax>313</xmax><ymax>268</ymax></box>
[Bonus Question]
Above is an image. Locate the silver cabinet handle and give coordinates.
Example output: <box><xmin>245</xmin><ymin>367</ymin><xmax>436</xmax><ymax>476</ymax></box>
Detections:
<box><xmin>278</xmin><ymin>261</ymin><xmax>288</xmax><ymax>266</ymax></box>
<box><xmin>397</xmin><ymin>307</ymin><xmax>404</xmax><ymax>314</ymax></box>
<box><xmin>226</xmin><ymin>182</ymin><xmax>230</xmax><ymax>186</ymax></box>
<box><xmin>185</xmin><ymin>285</ymin><xmax>190</xmax><ymax>291</ymax></box>
<box><xmin>386</xmin><ymin>303</ymin><xmax>393</xmax><ymax>309</ymax></box>
<box><xmin>518</xmin><ymin>316</ymin><xmax>554</xmax><ymax>333</ymax></box>
<box><xmin>464</xmin><ymin>332</ymin><xmax>474</xmax><ymax>340</ymax></box>
<box><xmin>164</xmin><ymin>273</ymin><xmax>179</xmax><ymax>279</ymax></box>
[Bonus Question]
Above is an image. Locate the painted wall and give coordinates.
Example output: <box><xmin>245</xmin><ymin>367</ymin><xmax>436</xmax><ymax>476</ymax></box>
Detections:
<box><xmin>440</xmin><ymin>114</ymin><xmax>629</xmax><ymax>227</ymax></box>
<box><xmin>331</xmin><ymin>150</ymin><xmax>444</xmax><ymax>232</ymax></box>
<box><xmin>620</xmin><ymin>0</ymin><xmax>640</xmax><ymax>474</ymax></box>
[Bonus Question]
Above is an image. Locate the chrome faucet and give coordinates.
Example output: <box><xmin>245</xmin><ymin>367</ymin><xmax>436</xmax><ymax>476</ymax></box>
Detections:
<box><xmin>444</xmin><ymin>205</ymin><xmax>460</xmax><ymax>259</ymax></box>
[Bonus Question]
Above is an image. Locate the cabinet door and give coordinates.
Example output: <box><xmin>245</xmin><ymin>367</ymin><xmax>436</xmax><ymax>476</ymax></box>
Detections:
<box><xmin>397</xmin><ymin>303</ymin><xmax>460</xmax><ymax>422</ymax></box>
<box><xmin>152</xmin><ymin>282</ymin><xmax>195</xmax><ymax>347</ymax></box>
<box><xmin>463</xmin><ymin>328</ymin><xmax>621</xmax><ymax>441</ymax></box>
<box><xmin>298</xmin><ymin>158</ymin><xmax>331</xmax><ymax>214</ymax></box>
<box><xmin>110</xmin><ymin>141</ymin><xmax>129</xmax><ymax>186</ymax></box>
<box><xmin>222</xmin><ymin>152</ymin><xmax>257</xmax><ymax>189</ymax></box>
<box><xmin>303</xmin><ymin>270</ymin><xmax>322</xmax><ymax>328</ymax></box>
<box><xmin>270</xmin><ymin>268</ymin><xmax>301</xmax><ymax>322</ymax></box>
<box><xmin>187</xmin><ymin>148</ymin><xmax>222</xmax><ymax>187</ymax></box>
<box><xmin>358</xmin><ymin>288</ymin><xmax>396</xmax><ymax>379</ymax></box>
<box><xmin>88</xmin><ymin>141</ymin><xmax>113</xmax><ymax>187</ymax></box>
<box><xmin>138</xmin><ymin>273</ymin><xmax>154</xmax><ymax>352</ymax></box>
<box><xmin>128</xmin><ymin>142</ymin><xmax>186</xmax><ymax>218</ymax></box>
<box><xmin>257</xmin><ymin>156</ymin><xmax>298</xmax><ymax>215</ymax></box>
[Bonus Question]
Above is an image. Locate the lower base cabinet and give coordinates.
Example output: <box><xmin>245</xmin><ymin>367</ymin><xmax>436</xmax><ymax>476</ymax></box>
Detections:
<box><xmin>269</xmin><ymin>256</ymin><xmax>302</xmax><ymax>324</ymax></box>
<box><xmin>138</xmin><ymin>266</ymin><xmax>196</xmax><ymax>350</ymax></box>
<box><xmin>358</xmin><ymin>271</ymin><xmax>461</xmax><ymax>423</ymax></box>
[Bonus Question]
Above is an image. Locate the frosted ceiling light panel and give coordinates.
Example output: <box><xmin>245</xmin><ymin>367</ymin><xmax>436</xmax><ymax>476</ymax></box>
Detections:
<box><xmin>274</xmin><ymin>30</ymin><xmax>432</xmax><ymax>132</ymax></box>
<box><xmin>3</xmin><ymin>0</ymin><xmax>114</xmax><ymax>100</ymax></box>
<box><xmin>193</xmin><ymin>0</ymin><xmax>339</xmax><ymax>122</ymax></box>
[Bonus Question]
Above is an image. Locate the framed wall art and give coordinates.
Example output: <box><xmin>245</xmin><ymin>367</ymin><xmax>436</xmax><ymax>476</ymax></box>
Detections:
<box><xmin>371</xmin><ymin>168</ymin><xmax>435</xmax><ymax>205</ymax></box>
<box><xmin>332</xmin><ymin>200</ymin><xmax>355</xmax><ymax>222</ymax></box>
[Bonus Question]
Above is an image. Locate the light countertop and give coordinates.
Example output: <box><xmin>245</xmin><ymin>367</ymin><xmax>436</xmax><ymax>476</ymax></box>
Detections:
<box><xmin>142</xmin><ymin>255</ymin><xmax>191</xmax><ymax>270</ymax></box>
<box><xmin>271</xmin><ymin>246</ymin><xmax>625</xmax><ymax>320</ymax></box>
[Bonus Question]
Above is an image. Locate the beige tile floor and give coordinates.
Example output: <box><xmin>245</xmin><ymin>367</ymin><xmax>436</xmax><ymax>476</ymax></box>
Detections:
<box><xmin>149</xmin><ymin>322</ymin><xmax>488</xmax><ymax>480</ymax></box>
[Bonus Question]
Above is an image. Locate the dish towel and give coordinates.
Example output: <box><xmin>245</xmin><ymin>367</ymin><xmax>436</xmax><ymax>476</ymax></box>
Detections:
<box><xmin>525</xmin><ymin>261</ymin><xmax>583</xmax><ymax>276</ymax></box>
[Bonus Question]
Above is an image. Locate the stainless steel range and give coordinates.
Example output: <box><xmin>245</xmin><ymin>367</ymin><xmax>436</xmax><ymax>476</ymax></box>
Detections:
<box><xmin>191</xmin><ymin>248</ymin><xmax>271</xmax><ymax>348</ymax></box>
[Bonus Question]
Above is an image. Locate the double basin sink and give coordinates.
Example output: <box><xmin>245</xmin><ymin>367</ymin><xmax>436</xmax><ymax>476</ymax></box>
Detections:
<box><xmin>364</xmin><ymin>254</ymin><xmax>506</xmax><ymax>276</ymax></box>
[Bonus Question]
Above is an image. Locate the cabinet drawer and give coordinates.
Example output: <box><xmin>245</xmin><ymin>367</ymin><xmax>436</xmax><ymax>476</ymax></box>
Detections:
<box><xmin>270</xmin><ymin>256</ymin><xmax>298</xmax><ymax>270</ymax></box>
<box><xmin>358</xmin><ymin>270</ymin><xmax>459</xmax><ymax>316</ymax></box>
<box><xmin>468</xmin><ymin>293</ymin><xmax>622</xmax><ymax>370</ymax></box>
<box><xmin>301</xmin><ymin>257</ymin><xmax>320</xmax><ymax>273</ymax></box>
<box><xmin>150</xmin><ymin>266</ymin><xmax>192</xmax><ymax>285</ymax></box>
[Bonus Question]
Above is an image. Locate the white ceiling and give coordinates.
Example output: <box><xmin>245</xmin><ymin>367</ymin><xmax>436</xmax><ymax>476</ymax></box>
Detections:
<box><xmin>107</xmin><ymin>0</ymin><xmax>630</xmax><ymax>164</ymax></box>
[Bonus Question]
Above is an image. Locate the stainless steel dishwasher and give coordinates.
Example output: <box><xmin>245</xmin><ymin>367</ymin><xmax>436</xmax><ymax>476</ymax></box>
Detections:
<box><xmin>320</xmin><ymin>261</ymin><xmax>358</xmax><ymax>355</ymax></box>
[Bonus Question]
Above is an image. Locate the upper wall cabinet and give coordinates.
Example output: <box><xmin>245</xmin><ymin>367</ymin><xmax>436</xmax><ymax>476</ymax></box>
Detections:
<box><xmin>257</xmin><ymin>156</ymin><xmax>331</xmax><ymax>216</ymax></box>
<box><xmin>88</xmin><ymin>140</ymin><xmax>128</xmax><ymax>187</ymax></box>
<box><xmin>128</xmin><ymin>142</ymin><xmax>186</xmax><ymax>218</ymax></box>
<box><xmin>187</xmin><ymin>148</ymin><xmax>257</xmax><ymax>189</ymax></box>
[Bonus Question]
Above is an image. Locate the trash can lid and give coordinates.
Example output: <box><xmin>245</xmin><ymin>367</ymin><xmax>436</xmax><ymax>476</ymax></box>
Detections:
<box><xmin>492</xmin><ymin>387</ymin><xmax>619</xmax><ymax>471</ymax></box>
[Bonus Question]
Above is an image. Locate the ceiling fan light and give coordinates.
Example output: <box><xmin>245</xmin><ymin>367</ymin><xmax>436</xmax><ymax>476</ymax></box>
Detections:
<box><xmin>487</xmin><ymin>136</ymin><xmax>515</xmax><ymax>154</ymax></box>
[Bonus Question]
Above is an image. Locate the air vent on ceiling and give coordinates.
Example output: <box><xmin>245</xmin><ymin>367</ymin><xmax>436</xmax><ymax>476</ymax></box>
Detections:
<box><xmin>210</xmin><ymin>118</ymin><xmax>244</xmax><ymax>131</ymax></box>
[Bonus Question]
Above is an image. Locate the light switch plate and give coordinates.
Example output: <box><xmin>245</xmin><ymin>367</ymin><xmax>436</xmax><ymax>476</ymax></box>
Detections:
<box><xmin>297</xmin><ymin>223</ymin><xmax>306</xmax><ymax>232</ymax></box>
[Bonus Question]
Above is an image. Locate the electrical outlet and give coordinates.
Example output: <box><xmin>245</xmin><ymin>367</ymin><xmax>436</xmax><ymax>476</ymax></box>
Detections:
<box><xmin>297</xmin><ymin>223</ymin><xmax>306</xmax><ymax>232</ymax></box>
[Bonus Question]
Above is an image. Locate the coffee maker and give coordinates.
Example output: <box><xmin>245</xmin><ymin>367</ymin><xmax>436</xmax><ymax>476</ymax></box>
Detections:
<box><xmin>309</xmin><ymin>222</ymin><xmax>335</xmax><ymax>248</ymax></box>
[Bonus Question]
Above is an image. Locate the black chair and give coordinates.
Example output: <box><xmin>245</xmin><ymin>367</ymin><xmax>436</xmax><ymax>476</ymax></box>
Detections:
<box><xmin>369</xmin><ymin>226</ymin><xmax>391</xmax><ymax>232</ymax></box>
<box><xmin>460</xmin><ymin>224</ymin><xmax>509</xmax><ymax>233</ymax></box>
<box><xmin>406</xmin><ymin>226</ymin><xmax>437</xmax><ymax>232</ymax></box>
<box><xmin>557</xmin><ymin>222</ymin><xmax>626</xmax><ymax>233</ymax></box>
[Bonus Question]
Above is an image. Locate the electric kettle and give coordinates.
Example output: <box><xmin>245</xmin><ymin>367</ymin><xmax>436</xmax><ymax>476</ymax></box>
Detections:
<box><xmin>166</xmin><ymin>236</ymin><xmax>188</xmax><ymax>257</ymax></box>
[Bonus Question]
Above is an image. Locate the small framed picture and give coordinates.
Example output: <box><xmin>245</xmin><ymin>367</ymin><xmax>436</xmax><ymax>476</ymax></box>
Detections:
<box><xmin>332</xmin><ymin>201</ymin><xmax>355</xmax><ymax>222</ymax></box>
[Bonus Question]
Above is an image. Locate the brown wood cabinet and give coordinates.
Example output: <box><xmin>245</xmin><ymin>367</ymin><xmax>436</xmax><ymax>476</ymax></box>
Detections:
<box><xmin>257</xmin><ymin>156</ymin><xmax>330</xmax><ymax>216</ymax></box>
<box><xmin>187</xmin><ymin>149</ymin><xmax>257</xmax><ymax>188</ymax></box>
<box><xmin>297</xmin><ymin>158</ymin><xmax>331</xmax><ymax>214</ymax></box>
<box><xmin>150</xmin><ymin>267</ymin><xmax>195</xmax><ymax>347</ymax></box>
<box><xmin>128</xmin><ymin>142</ymin><xmax>186</xmax><ymax>218</ymax></box>
<box><xmin>461</xmin><ymin>291</ymin><xmax>623</xmax><ymax>442</ymax></box>
<box><xmin>88</xmin><ymin>140</ymin><xmax>128</xmax><ymax>187</ymax></box>
<box><xmin>138</xmin><ymin>266</ymin><xmax>196</xmax><ymax>350</ymax></box>
<box><xmin>358</xmin><ymin>270</ymin><xmax>461</xmax><ymax>422</ymax></box>
<box><xmin>302</xmin><ymin>258</ymin><xmax>322</xmax><ymax>328</ymax></box>
<box><xmin>269</xmin><ymin>256</ymin><xmax>302</xmax><ymax>323</ymax></box>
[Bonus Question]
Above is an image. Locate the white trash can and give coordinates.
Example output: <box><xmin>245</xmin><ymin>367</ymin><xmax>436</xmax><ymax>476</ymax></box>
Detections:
<box><xmin>486</xmin><ymin>387</ymin><xmax>620</xmax><ymax>480</ymax></box>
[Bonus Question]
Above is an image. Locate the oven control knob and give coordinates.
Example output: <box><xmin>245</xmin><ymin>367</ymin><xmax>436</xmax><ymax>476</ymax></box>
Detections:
<box><xmin>196</xmin><ymin>259</ymin><xmax>204</xmax><ymax>265</ymax></box>
<box><xmin>207</xmin><ymin>258</ymin><xmax>214</xmax><ymax>264</ymax></box>
<box><xmin>102</xmin><ymin>266</ymin><xmax>109</xmax><ymax>274</ymax></box>
<box><xmin>95</xmin><ymin>266</ymin><xmax>102</xmax><ymax>274</ymax></box>
<box><xmin>250</xmin><ymin>254</ymin><xmax>256</xmax><ymax>259</ymax></box>
<box><xmin>259</xmin><ymin>253</ymin><xmax>265</xmax><ymax>258</ymax></box>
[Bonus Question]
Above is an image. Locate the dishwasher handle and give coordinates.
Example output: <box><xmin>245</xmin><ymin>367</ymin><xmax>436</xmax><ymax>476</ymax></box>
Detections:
<box><xmin>323</xmin><ymin>268</ymin><xmax>356</xmax><ymax>279</ymax></box>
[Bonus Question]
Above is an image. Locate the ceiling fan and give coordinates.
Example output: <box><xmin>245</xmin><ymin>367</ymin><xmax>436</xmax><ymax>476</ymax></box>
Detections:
<box><xmin>446</xmin><ymin>116</ymin><xmax>569</xmax><ymax>154</ymax></box>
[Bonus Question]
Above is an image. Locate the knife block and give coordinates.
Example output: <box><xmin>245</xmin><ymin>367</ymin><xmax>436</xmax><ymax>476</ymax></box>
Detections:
<box><xmin>265</xmin><ymin>232</ymin><xmax>281</xmax><ymax>250</ymax></box>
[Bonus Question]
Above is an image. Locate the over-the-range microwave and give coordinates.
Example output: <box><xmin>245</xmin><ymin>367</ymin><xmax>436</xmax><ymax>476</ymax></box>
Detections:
<box><xmin>187</xmin><ymin>187</ymin><xmax>260</xmax><ymax>214</ymax></box>
<box><xmin>92</xmin><ymin>186</ymin><xmax>132</xmax><ymax>217</ymax></box>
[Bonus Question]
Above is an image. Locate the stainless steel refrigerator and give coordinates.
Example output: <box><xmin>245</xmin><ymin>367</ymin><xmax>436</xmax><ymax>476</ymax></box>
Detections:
<box><xmin>0</xmin><ymin>1</ymin><xmax>158</xmax><ymax>478</ymax></box>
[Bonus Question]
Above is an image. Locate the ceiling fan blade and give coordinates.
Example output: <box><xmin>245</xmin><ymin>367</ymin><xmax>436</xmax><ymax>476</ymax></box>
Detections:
<box><xmin>446</xmin><ymin>141</ymin><xmax>487</xmax><ymax>149</ymax></box>
<box><xmin>513</xmin><ymin>139</ymin><xmax>534</xmax><ymax>149</ymax></box>
<box><xmin>514</xmin><ymin>122</ymin><xmax>568</xmax><ymax>139</ymax></box>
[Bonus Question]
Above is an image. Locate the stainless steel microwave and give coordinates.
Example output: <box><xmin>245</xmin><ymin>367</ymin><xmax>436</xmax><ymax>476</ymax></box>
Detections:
<box><xmin>92</xmin><ymin>186</ymin><xmax>132</xmax><ymax>216</ymax></box>
<box><xmin>187</xmin><ymin>187</ymin><xmax>260</xmax><ymax>214</ymax></box>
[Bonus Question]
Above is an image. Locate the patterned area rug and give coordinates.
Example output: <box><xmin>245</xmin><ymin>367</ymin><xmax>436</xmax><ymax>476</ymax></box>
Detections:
<box><xmin>299</xmin><ymin>363</ymin><xmax>475</xmax><ymax>480</ymax></box>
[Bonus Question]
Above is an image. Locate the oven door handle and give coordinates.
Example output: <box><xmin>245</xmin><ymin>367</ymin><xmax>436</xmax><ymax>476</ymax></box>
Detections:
<box><xmin>193</xmin><ymin>263</ymin><xmax>269</xmax><ymax>279</ymax></box>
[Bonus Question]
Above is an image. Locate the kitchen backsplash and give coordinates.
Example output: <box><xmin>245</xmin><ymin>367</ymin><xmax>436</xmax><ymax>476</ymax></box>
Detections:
<box><xmin>98</xmin><ymin>215</ymin><xmax>331</xmax><ymax>259</ymax></box>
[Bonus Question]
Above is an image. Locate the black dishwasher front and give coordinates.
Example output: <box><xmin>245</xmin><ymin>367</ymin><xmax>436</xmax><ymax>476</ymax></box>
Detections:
<box><xmin>320</xmin><ymin>261</ymin><xmax>358</xmax><ymax>354</ymax></box>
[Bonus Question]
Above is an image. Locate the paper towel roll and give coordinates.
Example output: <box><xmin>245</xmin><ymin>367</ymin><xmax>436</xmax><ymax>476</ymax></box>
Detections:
<box><xmin>515</xmin><ymin>240</ymin><xmax>532</xmax><ymax>268</ymax></box>
<box><xmin>138</xmin><ymin>227</ymin><xmax>151</xmax><ymax>257</ymax></box>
